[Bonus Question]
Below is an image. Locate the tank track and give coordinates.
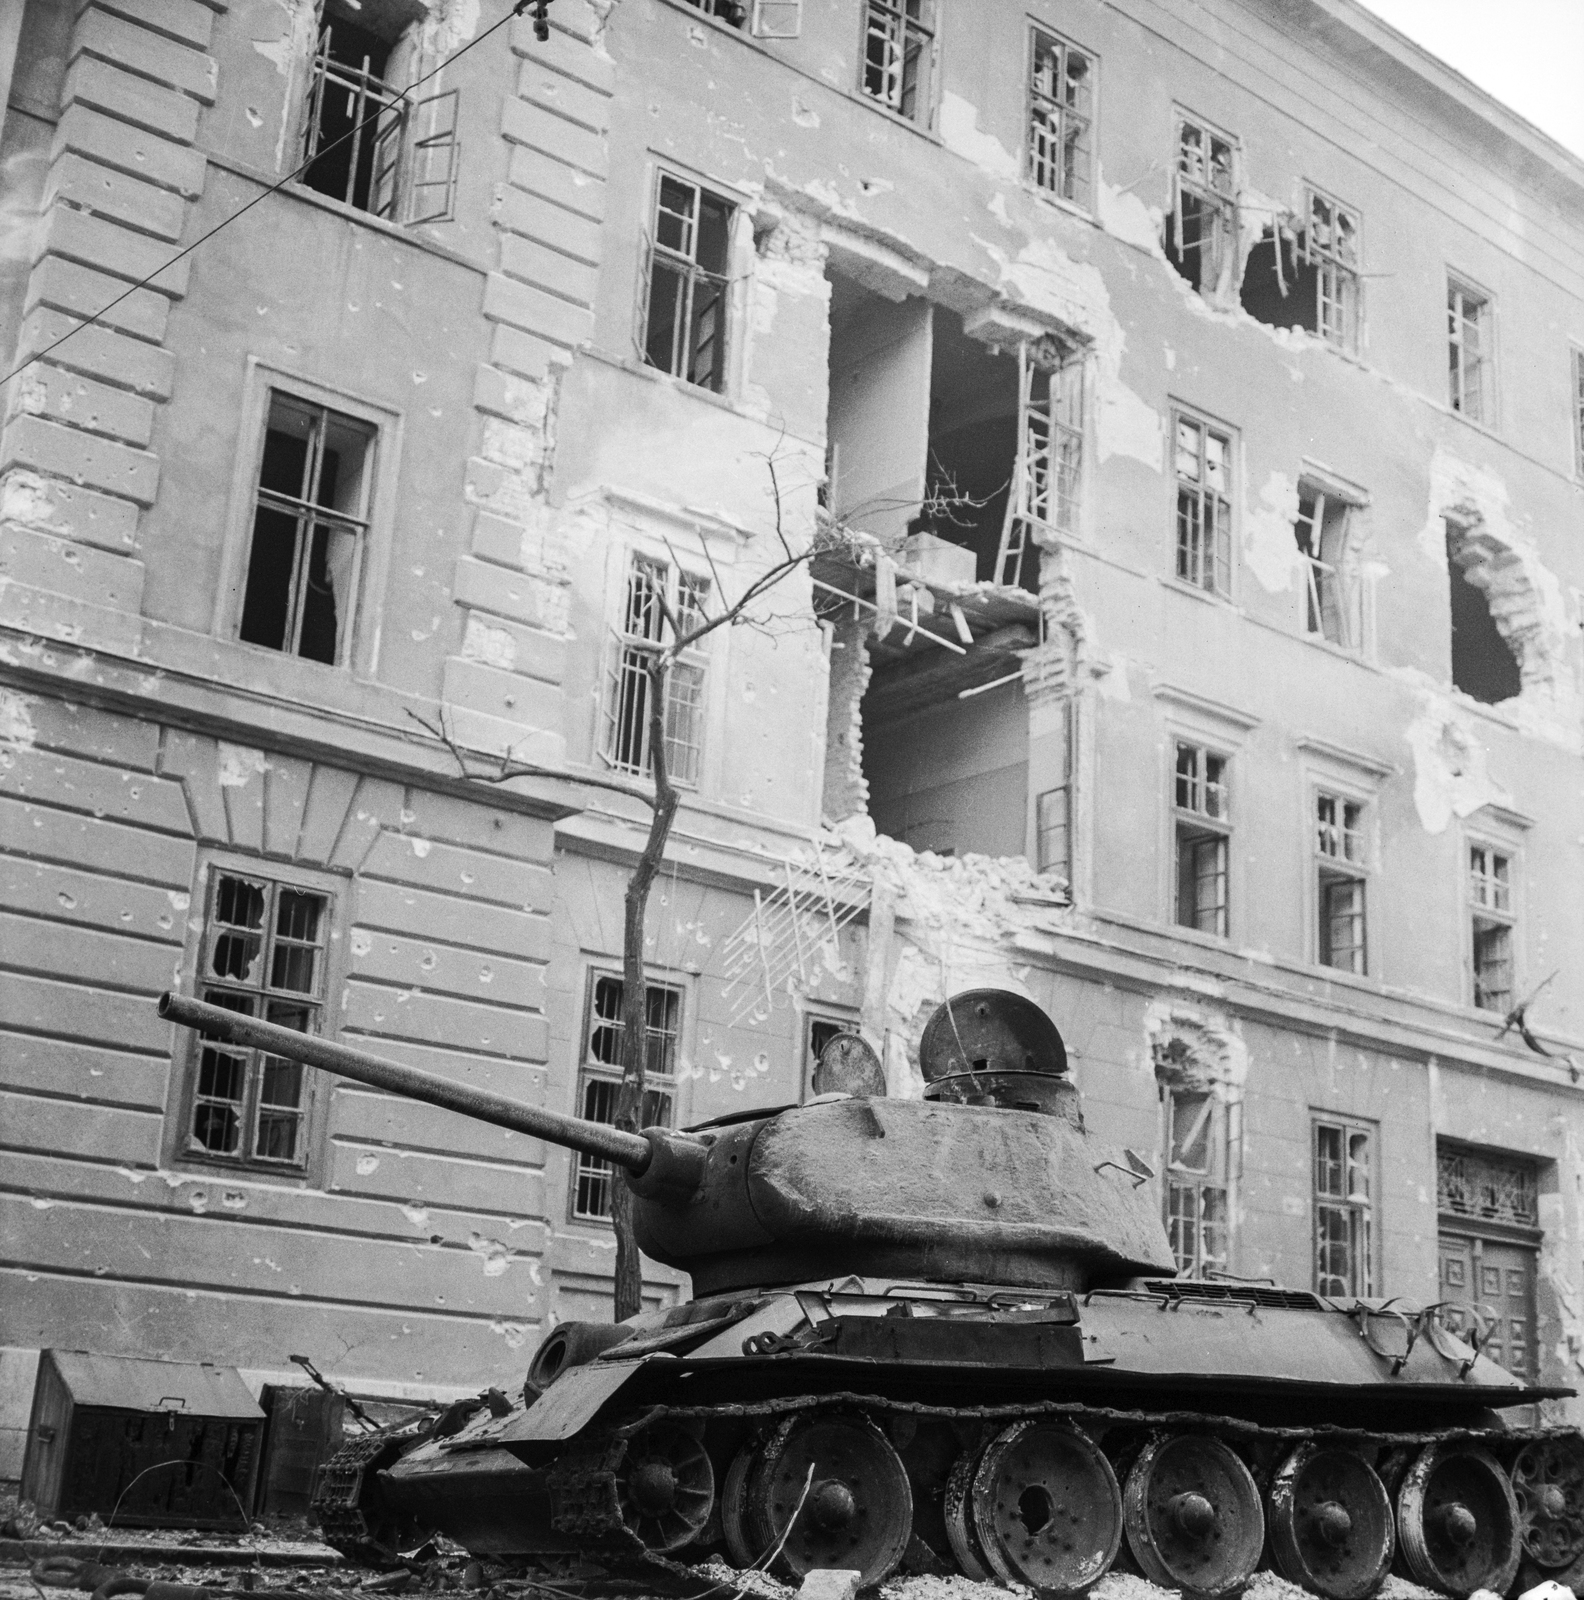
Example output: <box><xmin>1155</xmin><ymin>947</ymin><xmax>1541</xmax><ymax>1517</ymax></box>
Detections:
<box><xmin>545</xmin><ymin>1391</ymin><xmax>1584</xmax><ymax>1598</ymax></box>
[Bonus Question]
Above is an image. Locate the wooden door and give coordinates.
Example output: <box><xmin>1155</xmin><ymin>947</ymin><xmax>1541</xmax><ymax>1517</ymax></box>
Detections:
<box><xmin>1438</xmin><ymin>1230</ymin><xmax>1537</xmax><ymax>1380</ymax></box>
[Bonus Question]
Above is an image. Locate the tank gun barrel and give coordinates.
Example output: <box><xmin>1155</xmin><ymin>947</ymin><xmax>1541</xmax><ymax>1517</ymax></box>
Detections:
<box><xmin>158</xmin><ymin>992</ymin><xmax>655</xmax><ymax>1172</ymax></box>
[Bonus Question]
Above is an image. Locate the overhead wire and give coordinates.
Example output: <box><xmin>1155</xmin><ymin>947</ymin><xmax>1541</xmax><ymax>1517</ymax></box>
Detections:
<box><xmin>0</xmin><ymin>0</ymin><xmax>542</xmax><ymax>391</ymax></box>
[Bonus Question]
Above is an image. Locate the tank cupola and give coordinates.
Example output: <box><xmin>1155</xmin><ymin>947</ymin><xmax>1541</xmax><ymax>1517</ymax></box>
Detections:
<box><xmin>919</xmin><ymin>988</ymin><xmax>1081</xmax><ymax>1127</ymax></box>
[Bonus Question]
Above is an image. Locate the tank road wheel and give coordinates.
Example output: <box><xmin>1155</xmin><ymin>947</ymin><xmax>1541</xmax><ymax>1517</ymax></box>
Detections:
<box><xmin>970</xmin><ymin>1421</ymin><xmax>1123</xmax><ymax>1596</ymax></box>
<box><xmin>1511</xmin><ymin>1437</ymin><xmax>1584</xmax><ymax>1570</ymax></box>
<box><xmin>722</xmin><ymin>1445</ymin><xmax>766</xmax><ymax>1568</ymax></box>
<box><xmin>1123</xmin><ymin>1434</ymin><xmax>1265</xmax><ymax>1599</ymax></box>
<box><xmin>1397</xmin><ymin>1443</ymin><xmax>1521</xmax><ymax>1598</ymax></box>
<box><xmin>944</xmin><ymin>1446</ymin><xmax>994</xmax><ymax>1581</ymax></box>
<box><xmin>753</xmin><ymin>1413</ymin><xmax>913</xmax><ymax>1590</ymax></box>
<box><xmin>613</xmin><ymin>1422</ymin><xmax>715</xmax><ymax>1552</ymax></box>
<box><xmin>1269</xmin><ymin>1442</ymin><xmax>1395</xmax><ymax>1600</ymax></box>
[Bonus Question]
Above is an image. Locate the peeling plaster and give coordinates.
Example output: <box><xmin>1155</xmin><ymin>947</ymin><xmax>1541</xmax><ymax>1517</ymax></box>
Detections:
<box><xmin>1404</xmin><ymin>690</ymin><xmax>1513</xmax><ymax>834</ymax></box>
<box><xmin>1096</xmin><ymin>172</ymin><xmax>1161</xmax><ymax>254</ymax></box>
<box><xmin>217</xmin><ymin>742</ymin><xmax>269</xmax><ymax>787</ymax></box>
<box><xmin>937</xmin><ymin>93</ymin><xmax>1020</xmax><ymax>182</ymax></box>
<box><xmin>0</xmin><ymin>689</ymin><xmax>37</xmax><ymax>755</ymax></box>
<box><xmin>1243</xmin><ymin>470</ymin><xmax>1302</xmax><ymax>594</ymax></box>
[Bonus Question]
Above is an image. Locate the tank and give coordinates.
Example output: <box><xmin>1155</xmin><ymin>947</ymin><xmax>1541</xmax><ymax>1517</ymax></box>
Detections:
<box><xmin>157</xmin><ymin>989</ymin><xmax>1584</xmax><ymax>1600</ymax></box>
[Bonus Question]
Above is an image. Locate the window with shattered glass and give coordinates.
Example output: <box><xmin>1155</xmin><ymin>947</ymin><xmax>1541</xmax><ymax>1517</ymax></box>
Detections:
<box><xmin>240</xmin><ymin>393</ymin><xmax>375</xmax><ymax>667</ymax></box>
<box><xmin>186</xmin><ymin>870</ymin><xmax>329</xmax><ymax>1169</ymax></box>
<box><xmin>1314</xmin><ymin>1116</ymin><xmax>1374</xmax><ymax>1297</ymax></box>
<box><xmin>1162</xmin><ymin>1086</ymin><xmax>1229</xmax><ymax>1277</ymax></box>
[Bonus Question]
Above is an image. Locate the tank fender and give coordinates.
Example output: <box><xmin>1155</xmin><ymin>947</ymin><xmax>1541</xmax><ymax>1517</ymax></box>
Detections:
<box><xmin>499</xmin><ymin>1359</ymin><xmax>649</xmax><ymax>1444</ymax></box>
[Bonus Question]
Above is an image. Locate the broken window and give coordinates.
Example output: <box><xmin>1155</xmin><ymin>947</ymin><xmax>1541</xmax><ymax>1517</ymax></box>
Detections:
<box><xmin>572</xmin><ymin>974</ymin><xmax>679</xmax><ymax>1221</ymax></box>
<box><xmin>1293</xmin><ymin>486</ymin><xmax>1360</xmax><ymax>648</ymax></box>
<box><xmin>1165</xmin><ymin>114</ymin><xmax>1236</xmax><ymax>298</ymax></box>
<box><xmin>1240</xmin><ymin>190</ymin><xmax>1360</xmax><ymax>353</ymax></box>
<box><xmin>1314</xmin><ymin>1117</ymin><xmax>1374</xmax><ymax>1297</ymax></box>
<box><xmin>185</xmin><ymin>870</ymin><xmax>329</xmax><ymax>1171</ymax></box>
<box><xmin>299</xmin><ymin>2</ymin><xmax>458</xmax><ymax>224</ymax></box>
<box><xmin>644</xmin><ymin>174</ymin><xmax>733</xmax><ymax>392</ymax></box>
<box><xmin>679</xmin><ymin>0</ymin><xmax>747</xmax><ymax>22</ymax></box>
<box><xmin>1027</xmin><ymin>28</ymin><xmax>1094</xmax><ymax>208</ymax></box>
<box><xmin>1445</xmin><ymin>522</ymin><xmax>1521</xmax><ymax>704</ymax></box>
<box><xmin>861</xmin><ymin>0</ymin><xmax>934</xmax><ymax>123</ymax></box>
<box><xmin>994</xmin><ymin>341</ymin><xmax>1084</xmax><ymax>586</ymax></box>
<box><xmin>1316</xmin><ymin>793</ymin><xmax>1367</xmax><ymax>973</ymax></box>
<box><xmin>1173</xmin><ymin>742</ymin><xmax>1229</xmax><ymax>937</ymax></box>
<box><xmin>1162</xmin><ymin>1086</ymin><xmax>1229</xmax><ymax>1277</ymax></box>
<box><xmin>603</xmin><ymin>555</ymin><xmax>710</xmax><ymax>785</ymax></box>
<box><xmin>1448</xmin><ymin>279</ymin><xmax>1491</xmax><ymax>423</ymax></box>
<box><xmin>1468</xmin><ymin>844</ymin><xmax>1515</xmax><ymax>1013</ymax></box>
<box><xmin>239</xmin><ymin>394</ymin><xmax>374</xmax><ymax>667</ymax></box>
<box><xmin>1173</xmin><ymin>413</ymin><xmax>1232</xmax><ymax>596</ymax></box>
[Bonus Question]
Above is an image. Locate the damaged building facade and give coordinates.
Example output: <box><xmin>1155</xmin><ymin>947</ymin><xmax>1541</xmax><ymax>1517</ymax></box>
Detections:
<box><xmin>4</xmin><ymin>0</ymin><xmax>1584</xmax><ymax>1475</ymax></box>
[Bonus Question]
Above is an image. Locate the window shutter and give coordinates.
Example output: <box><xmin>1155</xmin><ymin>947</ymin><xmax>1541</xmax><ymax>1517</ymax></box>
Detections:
<box><xmin>598</xmin><ymin>624</ymin><xmax>626</xmax><ymax>768</ymax></box>
<box><xmin>752</xmin><ymin>0</ymin><xmax>801</xmax><ymax>37</ymax></box>
<box><xmin>634</xmin><ymin>225</ymin><xmax>655</xmax><ymax>363</ymax></box>
<box><xmin>369</xmin><ymin>105</ymin><xmax>405</xmax><ymax>221</ymax></box>
<box><xmin>404</xmin><ymin>88</ymin><xmax>460</xmax><ymax>225</ymax></box>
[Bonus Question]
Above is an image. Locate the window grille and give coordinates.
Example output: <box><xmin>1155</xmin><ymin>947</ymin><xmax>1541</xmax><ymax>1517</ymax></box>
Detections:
<box><xmin>603</xmin><ymin>556</ymin><xmax>711</xmax><ymax>786</ymax></box>
<box><xmin>1437</xmin><ymin>1148</ymin><xmax>1539</xmax><ymax>1229</ymax></box>
<box><xmin>572</xmin><ymin>974</ymin><xmax>680</xmax><ymax>1221</ymax></box>
<box><xmin>861</xmin><ymin>0</ymin><xmax>933</xmax><ymax>123</ymax></box>
<box><xmin>644</xmin><ymin>175</ymin><xmax>733</xmax><ymax>392</ymax></box>
<box><xmin>1173</xmin><ymin>742</ymin><xmax>1229</xmax><ymax>937</ymax></box>
<box><xmin>1163</xmin><ymin>1086</ymin><xmax>1229</xmax><ymax>1277</ymax></box>
<box><xmin>187</xmin><ymin>871</ymin><xmax>329</xmax><ymax>1169</ymax></box>
<box><xmin>1028</xmin><ymin>29</ymin><xmax>1094</xmax><ymax>208</ymax></box>
<box><xmin>1316</xmin><ymin>793</ymin><xmax>1367</xmax><ymax>974</ymax></box>
<box><xmin>1448</xmin><ymin>280</ymin><xmax>1491</xmax><ymax>423</ymax></box>
<box><xmin>239</xmin><ymin>394</ymin><xmax>374</xmax><ymax>667</ymax></box>
<box><xmin>1469</xmin><ymin>844</ymin><xmax>1515</xmax><ymax>1012</ymax></box>
<box><xmin>1314</xmin><ymin>1117</ymin><xmax>1373</xmax><ymax>1297</ymax></box>
<box><xmin>1293</xmin><ymin>488</ymin><xmax>1360</xmax><ymax>648</ymax></box>
<box><xmin>1306</xmin><ymin>190</ymin><xmax>1360</xmax><ymax>353</ymax></box>
<box><xmin>1174</xmin><ymin>414</ymin><xmax>1232</xmax><ymax>596</ymax></box>
<box><xmin>1168</xmin><ymin>115</ymin><xmax>1236</xmax><ymax>297</ymax></box>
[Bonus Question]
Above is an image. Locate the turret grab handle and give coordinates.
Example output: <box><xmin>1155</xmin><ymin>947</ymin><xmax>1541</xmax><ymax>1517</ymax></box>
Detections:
<box><xmin>158</xmin><ymin>992</ymin><xmax>655</xmax><ymax>1173</ymax></box>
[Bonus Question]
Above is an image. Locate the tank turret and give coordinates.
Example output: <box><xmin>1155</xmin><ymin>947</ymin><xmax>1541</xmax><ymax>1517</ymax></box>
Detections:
<box><xmin>158</xmin><ymin>991</ymin><xmax>1173</xmax><ymax>1292</ymax></box>
<box><xmin>157</xmin><ymin>990</ymin><xmax>1584</xmax><ymax>1600</ymax></box>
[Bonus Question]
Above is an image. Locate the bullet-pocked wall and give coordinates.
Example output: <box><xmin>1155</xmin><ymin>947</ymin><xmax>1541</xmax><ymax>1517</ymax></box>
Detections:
<box><xmin>6</xmin><ymin>0</ymin><xmax>1584</xmax><ymax>1478</ymax></box>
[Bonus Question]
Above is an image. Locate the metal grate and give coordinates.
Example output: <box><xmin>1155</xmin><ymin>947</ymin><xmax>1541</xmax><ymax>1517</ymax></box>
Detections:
<box><xmin>1438</xmin><ymin>1148</ymin><xmax>1539</xmax><ymax>1228</ymax></box>
<box><xmin>1144</xmin><ymin>1279</ymin><xmax>1324</xmax><ymax>1312</ymax></box>
<box><xmin>720</xmin><ymin>841</ymin><xmax>870</xmax><ymax>1025</ymax></box>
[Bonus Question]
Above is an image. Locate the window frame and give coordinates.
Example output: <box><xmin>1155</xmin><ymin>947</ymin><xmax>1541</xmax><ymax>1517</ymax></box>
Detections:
<box><xmin>600</xmin><ymin>551</ymin><xmax>713</xmax><ymax>788</ymax></box>
<box><xmin>1161</xmin><ymin>1082</ymin><xmax>1230</xmax><ymax>1278</ymax></box>
<box><xmin>1026</xmin><ymin>24</ymin><xmax>1097</xmax><ymax>213</ymax></box>
<box><xmin>1171</xmin><ymin>408</ymin><xmax>1235</xmax><ymax>600</ymax></box>
<box><xmin>641</xmin><ymin>168</ymin><xmax>738</xmax><ymax>395</ymax></box>
<box><xmin>1313</xmin><ymin>787</ymin><xmax>1369</xmax><ymax>974</ymax></box>
<box><xmin>1167</xmin><ymin>109</ymin><xmax>1239</xmax><ymax>302</ymax></box>
<box><xmin>1312</xmin><ymin>1112</ymin><xmax>1376</xmax><ymax>1299</ymax></box>
<box><xmin>166</xmin><ymin>853</ymin><xmax>344</xmax><ymax>1181</ymax></box>
<box><xmin>857</xmin><ymin>0</ymin><xmax>937</xmax><ymax>128</ymax></box>
<box><xmin>1572</xmin><ymin>345</ymin><xmax>1584</xmax><ymax>479</ymax></box>
<box><xmin>1303</xmin><ymin>186</ymin><xmax>1361</xmax><ymax>355</ymax></box>
<box><xmin>568</xmin><ymin>969</ymin><xmax>686</xmax><ymax>1225</ymax></box>
<box><xmin>1171</xmin><ymin>738</ymin><xmax>1232</xmax><ymax>940</ymax></box>
<box><xmin>1447</xmin><ymin>273</ymin><xmax>1495</xmax><ymax>427</ymax></box>
<box><xmin>1292</xmin><ymin>477</ymin><xmax>1366</xmax><ymax>653</ymax></box>
<box><xmin>215</xmin><ymin>363</ymin><xmax>401</xmax><ymax>680</ymax></box>
<box><xmin>1466</xmin><ymin>836</ymin><xmax>1518</xmax><ymax>1014</ymax></box>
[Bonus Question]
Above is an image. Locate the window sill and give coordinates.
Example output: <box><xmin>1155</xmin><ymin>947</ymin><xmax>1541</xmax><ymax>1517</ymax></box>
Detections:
<box><xmin>1296</xmin><ymin>629</ymin><xmax>1369</xmax><ymax>667</ymax></box>
<box><xmin>1163</xmin><ymin>920</ymin><xmax>1235</xmax><ymax>953</ymax></box>
<box><xmin>1159</xmin><ymin>575</ymin><xmax>1236</xmax><ymax>609</ymax></box>
<box><xmin>848</xmin><ymin>87</ymin><xmax>943</xmax><ymax>145</ymax></box>
<box><xmin>583</xmin><ymin>346</ymin><xmax>761</xmax><ymax>421</ymax></box>
<box><xmin>1029</xmin><ymin>185</ymin><xmax>1097</xmax><ymax>228</ymax></box>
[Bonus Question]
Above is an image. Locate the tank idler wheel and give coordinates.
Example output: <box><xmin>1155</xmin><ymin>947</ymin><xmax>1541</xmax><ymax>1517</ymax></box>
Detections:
<box><xmin>970</xmin><ymin>1420</ymin><xmax>1123</xmax><ymax>1596</ymax></box>
<box><xmin>722</xmin><ymin>1445</ymin><xmax>766</xmax><ymax>1568</ymax></box>
<box><xmin>1512</xmin><ymin>1437</ymin><xmax>1584</xmax><ymax>1570</ymax></box>
<box><xmin>944</xmin><ymin>1445</ymin><xmax>994</xmax><ymax>1581</ymax></box>
<box><xmin>614</xmin><ymin>1421</ymin><xmax>715</xmax><ymax>1552</ymax></box>
<box><xmin>1123</xmin><ymin>1434</ymin><xmax>1265</xmax><ymax>1599</ymax></box>
<box><xmin>1269</xmin><ymin>1441</ymin><xmax>1395</xmax><ymax>1600</ymax></box>
<box><xmin>752</xmin><ymin>1413</ymin><xmax>914</xmax><ymax>1590</ymax></box>
<box><xmin>1396</xmin><ymin>1442</ymin><xmax>1521</xmax><ymax>1598</ymax></box>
